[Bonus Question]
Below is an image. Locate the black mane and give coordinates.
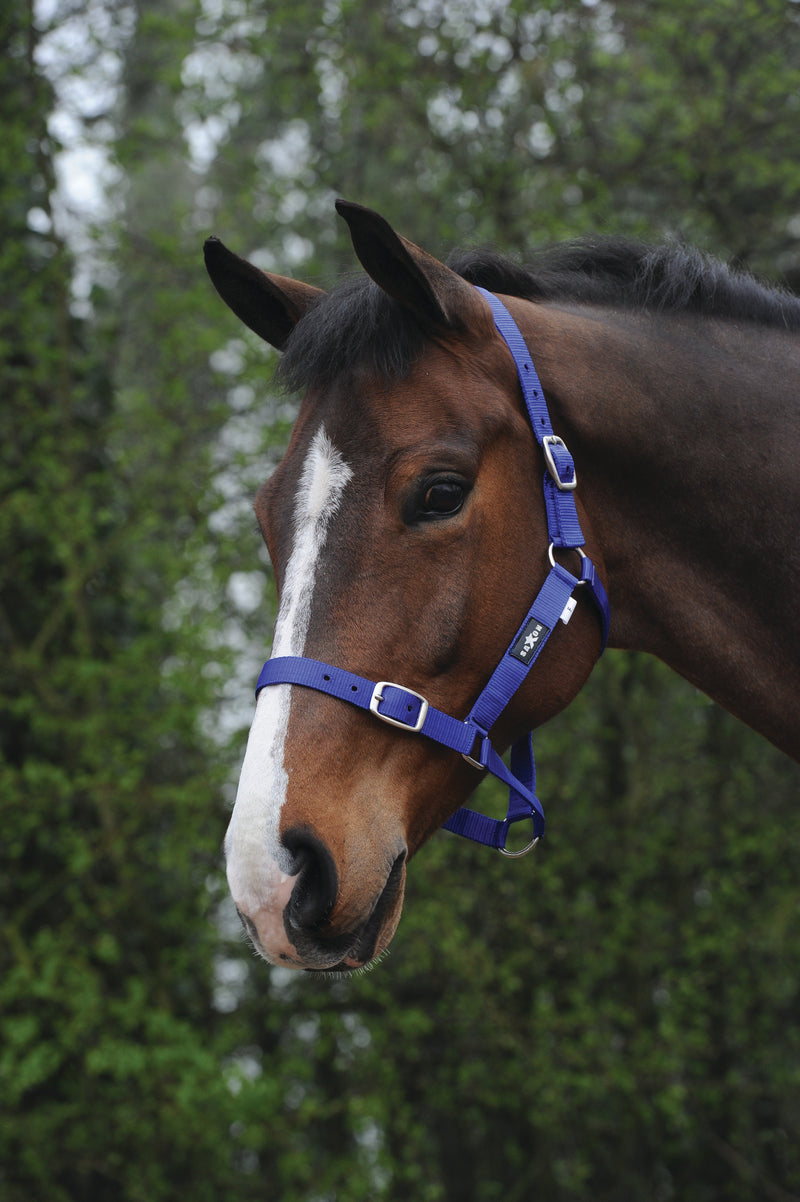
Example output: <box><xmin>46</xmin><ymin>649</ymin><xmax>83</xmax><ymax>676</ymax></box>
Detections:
<box><xmin>278</xmin><ymin>237</ymin><xmax>800</xmax><ymax>393</ymax></box>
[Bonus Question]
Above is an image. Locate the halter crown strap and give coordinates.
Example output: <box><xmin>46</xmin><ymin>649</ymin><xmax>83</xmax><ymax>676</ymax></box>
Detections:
<box><xmin>474</xmin><ymin>287</ymin><xmax>585</xmax><ymax>550</ymax></box>
<box><xmin>251</xmin><ymin>290</ymin><xmax>609</xmax><ymax>854</ymax></box>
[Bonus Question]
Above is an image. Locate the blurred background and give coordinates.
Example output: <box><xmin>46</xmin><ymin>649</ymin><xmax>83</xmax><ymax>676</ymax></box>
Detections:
<box><xmin>2</xmin><ymin>0</ymin><xmax>800</xmax><ymax>1198</ymax></box>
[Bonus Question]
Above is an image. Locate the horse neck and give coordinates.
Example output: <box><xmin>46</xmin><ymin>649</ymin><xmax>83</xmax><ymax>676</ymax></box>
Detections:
<box><xmin>524</xmin><ymin>302</ymin><xmax>800</xmax><ymax>760</ymax></box>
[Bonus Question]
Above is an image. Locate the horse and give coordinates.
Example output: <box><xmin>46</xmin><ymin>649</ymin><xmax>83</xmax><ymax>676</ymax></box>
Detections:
<box><xmin>204</xmin><ymin>200</ymin><xmax>800</xmax><ymax>973</ymax></box>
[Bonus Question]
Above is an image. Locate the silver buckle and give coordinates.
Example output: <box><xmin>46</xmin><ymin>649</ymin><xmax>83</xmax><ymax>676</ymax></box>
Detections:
<box><xmin>370</xmin><ymin>682</ymin><xmax>429</xmax><ymax>733</ymax></box>
<box><xmin>542</xmin><ymin>435</ymin><xmax>578</xmax><ymax>491</ymax></box>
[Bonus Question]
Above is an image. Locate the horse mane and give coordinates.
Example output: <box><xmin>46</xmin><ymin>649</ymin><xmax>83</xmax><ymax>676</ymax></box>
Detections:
<box><xmin>278</xmin><ymin>237</ymin><xmax>800</xmax><ymax>393</ymax></box>
<box><xmin>449</xmin><ymin>239</ymin><xmax>800</xmax><ymax>328</ymax></box>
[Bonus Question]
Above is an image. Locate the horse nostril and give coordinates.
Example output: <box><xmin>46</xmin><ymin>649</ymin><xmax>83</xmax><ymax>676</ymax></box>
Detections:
<box><xmin>282</xmin><ymin>829</ymin><xmax>338</xmax><ymax>933</ymax></box>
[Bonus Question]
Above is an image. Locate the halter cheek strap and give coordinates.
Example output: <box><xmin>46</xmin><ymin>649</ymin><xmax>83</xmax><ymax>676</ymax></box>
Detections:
<box><xmin>253</xmin><ymin>289</ymin><xmax>610</xmax><ymax>855</ymax></box>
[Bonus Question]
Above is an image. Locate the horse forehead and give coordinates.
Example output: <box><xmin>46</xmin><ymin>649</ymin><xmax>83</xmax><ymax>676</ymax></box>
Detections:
<box><xmin>331</xmin><ymin>343</ymin><xmax>514</xmax><ymax>451</ymax></box>
<box><xmin>258</xmin><ymin>338</ymin><xmax>515</xmax><ymax>532</ymax></box>
<box><xmin>257</xmin><ymin>418</ymin><xmax>354</xmax><ymax>524</ymax></box>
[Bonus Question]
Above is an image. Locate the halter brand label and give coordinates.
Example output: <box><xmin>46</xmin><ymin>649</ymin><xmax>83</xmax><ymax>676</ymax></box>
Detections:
<box><xmin>509</xmin><ymin>618</ymin><xmax>550</xmax><ymax>663</ymax></box>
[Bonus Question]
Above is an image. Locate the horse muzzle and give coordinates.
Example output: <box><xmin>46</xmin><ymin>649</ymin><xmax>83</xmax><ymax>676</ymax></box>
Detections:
<box><xmin>232</xmin><ymin>830</ymin><xmax>407</xmax><ymax>972</ymax></box>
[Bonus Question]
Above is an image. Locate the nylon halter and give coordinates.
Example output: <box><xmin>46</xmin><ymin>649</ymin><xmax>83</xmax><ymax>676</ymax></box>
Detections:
<box><xmin>254</xmin><ymin>289</ymin><xmax>610</xmax><ymax>855</ymax></box>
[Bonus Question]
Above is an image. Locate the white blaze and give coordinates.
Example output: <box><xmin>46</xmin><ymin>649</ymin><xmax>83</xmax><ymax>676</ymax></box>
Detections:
<box><xmin>224</xmin><ymin>426</ymin><xmax>353</xmax><ymax>959</ymax></box>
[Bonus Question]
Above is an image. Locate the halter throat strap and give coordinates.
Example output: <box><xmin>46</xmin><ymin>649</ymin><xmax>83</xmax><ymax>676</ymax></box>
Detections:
<box><xmin>253</xmin><ymin>289</ymin><xmax>609</xmax><ymax>854</ymax></box>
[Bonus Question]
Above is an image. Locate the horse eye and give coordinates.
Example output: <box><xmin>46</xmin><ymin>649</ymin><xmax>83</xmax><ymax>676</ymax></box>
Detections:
<box><xmin>422</xmin><ymin>480</ymin><xmax>466</xmax><ymax>518</ymax></box>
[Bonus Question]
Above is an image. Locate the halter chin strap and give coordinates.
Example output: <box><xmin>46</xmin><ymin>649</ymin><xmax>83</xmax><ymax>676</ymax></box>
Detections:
<box><xmin>253</xmin><ymin>289</ymin><xmax>609</xmax><ymax>855</ymax></box>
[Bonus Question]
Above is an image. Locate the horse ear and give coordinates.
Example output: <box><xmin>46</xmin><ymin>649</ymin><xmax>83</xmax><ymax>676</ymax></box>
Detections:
<box><xmin>335</xmin><ymin>199</ymin><xmax>480</xmax><ymax>332</ymax></box>
<box><xmin>203</xmin><ymin>236</ymin><xmax>325</xmax><ymax>350</ymax></box>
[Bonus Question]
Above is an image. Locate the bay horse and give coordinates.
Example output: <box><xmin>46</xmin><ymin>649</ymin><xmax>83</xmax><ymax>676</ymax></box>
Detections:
<box><xmin>204</xmin><ymin>201</ymin><xmax>800</xmax><ymax>973</ymax></box>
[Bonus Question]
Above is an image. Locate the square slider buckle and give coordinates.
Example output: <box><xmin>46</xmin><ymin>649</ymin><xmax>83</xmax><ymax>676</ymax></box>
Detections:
<box><xmin>542</xmin><ymin>434</ymin><xmax>578</xmax><ymax>491</ymax></box>
<box><xmin>370</xmin><ymin>682</ymin><xmax>429</xmax><ymax>732</ymax></box>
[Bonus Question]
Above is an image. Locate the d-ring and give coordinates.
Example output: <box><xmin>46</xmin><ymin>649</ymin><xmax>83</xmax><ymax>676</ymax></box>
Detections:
<box><xmin>548</xmin><ymin>542</ymin><xmax>587</xmax><ymax>583</ymax></box>
<box><xmin>498</xmin><ymin>819</ymin><xmax>540</xmax><ymax>858</ymax></box>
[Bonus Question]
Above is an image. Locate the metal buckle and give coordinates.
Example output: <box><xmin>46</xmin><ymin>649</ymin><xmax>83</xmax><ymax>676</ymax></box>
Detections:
<box><xmin>370</xmin><ymin>682</ymin><xmax>429</xmax><ymax>733</ymax></box>
<box><xmin>542</xmin><ymin>435</ymin><xmax>578</xmax><ymax>491</ymax></box>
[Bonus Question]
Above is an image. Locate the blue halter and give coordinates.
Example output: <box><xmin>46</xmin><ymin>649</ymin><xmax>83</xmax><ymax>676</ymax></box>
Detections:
<box><xmin>254</xmin><ymin>289</ymin><xmax>610</xmax><ymax>855</ymax></box>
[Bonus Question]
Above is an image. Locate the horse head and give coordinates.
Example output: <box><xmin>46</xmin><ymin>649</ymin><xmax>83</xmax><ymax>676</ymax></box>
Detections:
<box><xmin>204</xmin><ymin>202</ymin><xmax>606</xmax><ymax>971</ymax></box>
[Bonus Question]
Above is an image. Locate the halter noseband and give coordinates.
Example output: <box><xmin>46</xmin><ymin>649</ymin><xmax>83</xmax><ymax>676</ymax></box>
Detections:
<box><xmin>254</xmin><ymin>289</ymin><xmax>610</xmax><ymax>855</ymax></box>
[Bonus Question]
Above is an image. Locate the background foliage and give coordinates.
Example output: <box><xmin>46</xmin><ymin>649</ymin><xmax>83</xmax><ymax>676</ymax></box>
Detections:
<box><xmin>2</xmin><ymin>1</ymin><xmax>799</xmax><ymax>1199</ymax></box>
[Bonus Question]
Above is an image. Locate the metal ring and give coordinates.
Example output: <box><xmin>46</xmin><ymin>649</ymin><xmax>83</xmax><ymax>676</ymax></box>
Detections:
<box><xmin>499</xmin><ymin>832</ymin><xmax>540</xmax><ymax>859</ymax></box>
<box><xmin>498</xmin><ymin>817</ymin><xmax>541</xmax><ymax>858</ymax></box>
<box><xmin>548</xmin><ymin>542</ymin><xmax>587</xmax><ymax>583</ymax></box>
<box><xmin>461</xmin><ymin>726</ymin><xmax>490</xmax><ymax>770</ymax></box>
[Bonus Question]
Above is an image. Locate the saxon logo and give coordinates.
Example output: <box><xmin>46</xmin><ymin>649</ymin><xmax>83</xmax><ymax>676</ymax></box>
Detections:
<box><xmin>509</xmin><ymin>618</ymin><xmax>550</xmax><ymax>664</ymax></box>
